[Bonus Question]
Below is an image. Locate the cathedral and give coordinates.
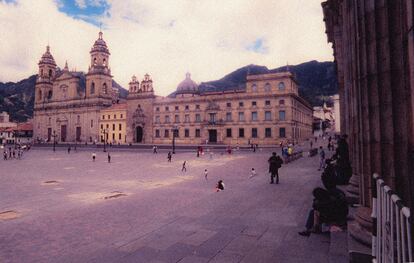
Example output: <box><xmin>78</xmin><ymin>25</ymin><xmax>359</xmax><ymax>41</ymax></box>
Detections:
<box><xmin>33</xmin><ymin>31</ymin><xmax>313</xmax><ymax>146</ymax></box>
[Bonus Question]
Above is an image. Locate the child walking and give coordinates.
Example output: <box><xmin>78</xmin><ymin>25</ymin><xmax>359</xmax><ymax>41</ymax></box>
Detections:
<box><xmin>249</xmin><ymin>168</ymin><xmax>257</xmax><ymax>179</ymax></box>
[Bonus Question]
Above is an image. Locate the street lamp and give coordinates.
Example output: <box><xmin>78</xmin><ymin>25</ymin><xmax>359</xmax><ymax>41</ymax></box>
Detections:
<box><xmin>52</xmin><ymin>130</ymin><xmax>57</xmax><ymax>152</ymax></box>
<box><xmin>172</xmin><ymin>125</ymin><xmax>178</xmax><ymax>154</ymax></box>
<box><xmin>101</xmin><ymin>128</ymin><xmax>108</xmax><ymax>152</ymax></box>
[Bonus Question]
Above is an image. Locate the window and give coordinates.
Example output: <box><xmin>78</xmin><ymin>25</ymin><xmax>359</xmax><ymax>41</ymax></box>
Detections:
<box><xmin>251</xmin><ymin>84</ymin><xmax>258</xmax><ymax>92</ymax></box>
<box><xmin>265</xmin><ymin>100</ymin><xmax>271</xmax><ymax>106</ymax></box>
<box><xmin>156</xmin><ymin>107</ymin><xmax>160</xmax><ymax>112</ymax></box>
<box><xmin>279</xmin><ymin>99</ymin><xmax>285</xmax><ymax>105</ymax></box>
<box><xmin>91</xmin><ymin>82</ymin><xmax>95</xmax><ymax>94</ymax></box>
<box><xmin>91</xmin><ymin>120</ymin><xmax>93</xmax><ymax>128</ymax></box>
<box><xmin>119</xmin><ymin>133</ymin><xmax>122</xmax><ymax>140</ymax></box>
<box><xmin>48</xmin><ymin>90</ymin><xmax>53</xmax><ymax>99</ymax></box>
<box><xmin>175</xmin><ymin>106</ymin><xmax>179</xmax><ymax>111</ymax></box>
<box><xmin>278</xmin><ymin>82</ymin><xmax>285</xmax><ymax>91</ymax></box>
<box><xmin>209</xmin><ymin>113</ymin><xmax>216</xmax><ymax>122</ymax></box>
<box><xmin>174</xmin><ymin>115</ymin><xmax>180</xmax><ymax>123</ymax></box>
<box><xmin>195</xmin><ymin>129</ymin><xmax>201</xmax><ymax>137</ymax></box>
<box><xmin>175</xmin><ymin>130</ymin><xmax>179</xmax><ymax>138</ymax></box>
<box><xmin>185</xmin><ymin>114</ymin><xmax>190</xmax><ymax>123</ymax></box>
<box><xmin>185</xmin><ymin>129</ymin><xmax>189</xmax><ymax>137</ymax></box>
<box><xmin>251</xmin><ymin>112</ymin><xmax>258</xmax><ymax>121</ymax></box>
<box><xmin>48</xmin><ymin>117</ymin><xmax>51</xmax><ymax>125</ymax></box>
<box><xmin>155</xmin><ymin>116</ymin><xmax>160</xmax><ymax>123</ymax></box>
<box><xmin>77</xmin><ymin>115</ymin><xmax>80</xmax><ymax>123</ymax></box>
<box><xmin>114</xmin><ymin>114</ymin><xmax>117</xmax><ymax>119</ymax></box>
<box><xmin>265</xmin><ymin>128</ymin><xmax>272</xmax><ymax>138</ymax></box>
<box><xmin>238</xmin><ymin>112</ymin><xmax>245</xmax><ymax>121</ymax></box>
<box><xmin>165</xmin><ymin>115</ymin><xmax>170</xmax><ymax>123</ymax></box>
<box><xmin>279</xmin><ymin>127</ymin><xmax>286</xmax><ymax>138</ymax></box>
<box><xmin>265</xmin><ymin>111</ymin><xmax>272</xmax><ymax>121</ymax></box>
<box><xmin>252</xmin><ymin>101</ymin><xmax>257</xmax><ymax>107</ymax></box>
<box><xmin>239</xmin><ymin>128</ymin><xmax>245</xmax><ymax>138</ymax></box>
<box><xmin>108</xmin><ymin>115</ymin><xmax>110</xmax><ymax>120</ymax></box>
<box><xmin>226</xmin><ymin>128</ymin><xmax>232</xmax><ymax>137</ymax></box>
<box><xmin>239</xmin><ymin>101</ymin><xmax>244</xmax><ymax>107</ymax></box>
<box><xmin>119</xmin><ymin>124</ymin><xmax>122</xmax><ymax>130</ymax></box>
<box><xmin>155</xmin><ymin>129</ymin><xmax>160</xmax><ymax>138</ymax></box>
<box><xmin>252</xmin><ymin>128</ymin><xmax>258</xmax><ymax>138</ymax></box>
<box><xmin>196</xmin><ymin>104</ymin><xmax>200</xmax><ymax>110</ymax></box>
<box><xmin>226</xmin><ymin>102</ymin><xmax>231</xmax><ymax>108</ymax></box>
<box><xmin>112</xmin><ymin>124</ymin><xmax>115</xmax><ymax>131</ymax></box>
<box><xmin>102</xmin><ymin>115</ymin><xmax>105</xmax><ymax>120</ymax></box>
<box><xmin>112</xmin><ymin>133</ymin><xmax>115</xmax><ymax>140</ymax></box>
<box><xmin>103</xmin><ymin>83</ymin><xmax>108</xmax><ymax>94</ymax></box>
<box><xmin>165</xmin><ymin>106</ymin><xmax>169</xmax><ymax>111</ymax></box>
<box><xmin>279</xmin><ymin>110</ymin><xmax>286</xmax><ymax>120</ymax></box>
<box><xmin>101</xmin><ymin>124</ymin><xmax>103</xmax><ymax>129</ymax></box>
<box><xmin>106</xmin><ymin>124</ymin><xmax>109</xmax><ymax>129</ymax></box>
<box><xmin>195</xmin><ymin>114</ymin><xmax>201</xmax><ymax>122</ymax></box>
<box><xmin>120</xmin><ymin>114</ymin><xmax>123</xmax><ymax>118</ymax></box>
<box><xmin>39</xmin><ymin>90</ymin><xmax>42</xmax><ymax>100</ymax></box>
<box><xmin>185</xmin><ymin>105</ymin><xmax>189</xmax><ymax>110</ymax></box>
<box><xmin>226</xmin><ymin>112</ymin><xmax>232</xmax><ymax>121</ymax></box>
<box><xmin>264</xmin><ymin>83</ymin><xmax>271</xmax><ymax>92</ymax></box>
<box><xmin>164</xmin><ymin>130</ymin><xmax>169</xmax><ymax>138</ymax></box>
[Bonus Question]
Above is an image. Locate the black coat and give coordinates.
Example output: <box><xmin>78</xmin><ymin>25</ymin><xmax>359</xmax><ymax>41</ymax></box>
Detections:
<box><xmin>268</xmin><ymin>156</ymin><xmax>283</xmax><ymax>173</ymax></box>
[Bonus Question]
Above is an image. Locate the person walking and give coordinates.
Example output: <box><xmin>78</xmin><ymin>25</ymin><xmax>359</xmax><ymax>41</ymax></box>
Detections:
<box><xmin>92</xmin><ymin>152</ymin><xmax>96</xmax><ymax>162</ymax></box>
<box><xmin>318</xmin><ymin>146</ymin><xmax>325</xmax><ymax>171</ymax></box>
<box><xmin>268</xmin><ymin>152</ymin><xmax>283</xmax><ymax>184</ymax></box>
<box><xmin>204</xmin><ymin>169</ymin><xmax>208</xmax><ymax>180</ymax></box>
<box><xmin>181</xmin><ymin>161</ymin><xmax>187</xmax><ymax>172</ymax></box>
<box><xmin>167</xmin><ymin>152</ymin><xmax>172</xmax><ymax>162</ymax></box>
<box><xmin>215</xmin><ymin>180</ymin><xmax>225</xmax><ymax>192</ymax></box>
<box><xmin>107</xmin><ymin>152</ymin><xmax>111</xmax><ymax>163</ymax></box>
<box><xmin>67</xmin><ymin>146</ymin><xmax>71</xmax><ymax>154</ymax></box>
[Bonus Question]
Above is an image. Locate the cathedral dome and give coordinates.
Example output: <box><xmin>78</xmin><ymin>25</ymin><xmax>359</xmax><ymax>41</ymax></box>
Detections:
<box><xmin>39</xmin><ymin>45</ymin><xmax>56</xmax><ymax>66</ymax></box>
<box><xmin>176</xmin><ymin>73</ymin><xmax>198</xmax><ymax>93</ymax></box>
<box><xmin>90</xmin><ymin>31</ymin><xmax>110</xmax><ymax>54</ymax></box>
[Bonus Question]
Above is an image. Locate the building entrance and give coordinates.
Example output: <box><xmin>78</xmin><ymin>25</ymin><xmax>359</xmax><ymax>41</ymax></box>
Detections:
<box><xmin>208</xmin><ymin>129</ymin><xmax>217</xmax><ymax>143</ymax></box>
<box><xmin>61</xmin><ymin>125</ymin><xmax>67</xmax><ymax>142</ymax></box>
<box><xmin>135</xmin><ymin>126</ymin><xmax>143</xmax><ymax>143</ymax></box>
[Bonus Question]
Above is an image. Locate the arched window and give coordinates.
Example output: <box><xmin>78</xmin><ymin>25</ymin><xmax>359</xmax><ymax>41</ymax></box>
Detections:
<box><xmin>279</xmin><ymin>99</ymin><xmax>285</xmax><ymax>105</ymax></box>
<box><xmin>38</xmin><ymin>90</ymin><xmax>42</xmax><ymax>100</ymax></box>
<box><xmin>278</xmin><ymin>82</ymin><xmax>285</xmax><ymax>91</ymax></box>
<box><xmin>49</xmin><ymin>69</ymin><xmax>53</xmax><ymax>77</ymax></box>
<box><xmin>90</xmin><ymin>82</ymin><xmax>95</xmax><ymax>94</ymax></box>
<box><xmin>40</xmin><ymin>69</ymin><xmax>43</xmax><ymax>76</ymax></box>
<box><xmin>103</xmin><ymin>58</ymin><xmax>106</xmax><ymax>66</ymax></box>
<box><xmin>48</xmin><ymin>90</ymin><xmax>53</xmax><ymax>99</ymax></box>
<box><xmin>264</xmin><ymin>83</ymin><xmax>271</xmax><ymax>92</ymax></box>
<box><xmin>93</xmin><ymin>57</ymin><xmax>97</xmax><ymax>65</ymax></box>
<box><xmin>103</xmin><ymin>83</ymin><xmax>107</xmax><ymax>94</ymax></box>
<box><xmin>251</xmin><ymin>84</ymin><xmax>257</xmax><ymax>92</ymax></box>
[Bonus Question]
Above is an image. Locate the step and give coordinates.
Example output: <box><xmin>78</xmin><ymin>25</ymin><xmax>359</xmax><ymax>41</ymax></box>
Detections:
<box><xmin>329</xmin><ymin>230</ymin><xmax>349</xmax><ymax>263</ymax></box>
<box><xmin>348</xmin><ymin>230</ymin><xmax>372</xmax><ymax>263</ymax></box>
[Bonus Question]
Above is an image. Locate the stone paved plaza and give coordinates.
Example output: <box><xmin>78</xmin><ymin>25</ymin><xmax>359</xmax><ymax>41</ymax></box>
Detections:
<box><xmin>0</xmin><ymin>147</ymin><xmax>330</xmax><ymax>263</ymax></box>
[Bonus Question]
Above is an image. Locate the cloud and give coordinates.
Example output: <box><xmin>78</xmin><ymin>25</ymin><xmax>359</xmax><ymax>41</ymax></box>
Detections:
<box><xmin>0</xmin><ymin>0</ymin><xmax>333</xmax><ymax>96</ymax></box>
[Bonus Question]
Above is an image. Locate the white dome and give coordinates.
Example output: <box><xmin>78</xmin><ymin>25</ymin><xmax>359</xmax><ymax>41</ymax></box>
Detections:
<box><xmin>176</xmin><ymin>73</ymin><xmax>198</xmax><ymax>93</ymax></box>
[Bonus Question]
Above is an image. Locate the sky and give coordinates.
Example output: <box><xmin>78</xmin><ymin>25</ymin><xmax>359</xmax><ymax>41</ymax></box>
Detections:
<box><xmin>0</xmin><ymin>0</ymin><xmax>333</xmax><ymax>96</ymax></box>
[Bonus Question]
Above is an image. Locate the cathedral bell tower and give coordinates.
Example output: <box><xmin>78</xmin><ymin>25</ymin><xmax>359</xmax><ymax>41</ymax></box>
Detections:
<box><xmin>35</xmin><ymin>45</ymin><xmax>56</xmax><ymax>104</ymax></box>
<box><xmin>86</xmin><ymin>31</ymin><xmax>113</xmax><ymax>99</ymax></box>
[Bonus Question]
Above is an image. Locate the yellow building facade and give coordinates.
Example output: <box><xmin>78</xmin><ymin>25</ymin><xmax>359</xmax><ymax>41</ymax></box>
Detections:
<box><xmin>98</xmin><ymin>103</ymin><xmax>127</xmax><ymax>144</ymax></box>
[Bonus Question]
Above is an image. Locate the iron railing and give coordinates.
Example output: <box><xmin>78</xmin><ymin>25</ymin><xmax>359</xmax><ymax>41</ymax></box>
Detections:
<box><xmin>373</xmin><ymin>173</ymin><xmax>412</xmax><ymax>263</ymax></box>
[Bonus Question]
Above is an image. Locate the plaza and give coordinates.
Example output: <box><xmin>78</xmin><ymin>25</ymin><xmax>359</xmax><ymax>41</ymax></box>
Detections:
<box><xmin>0</xmin><ymin>147</ymin><xmax>331</xmax><ymax>263</ymax></box>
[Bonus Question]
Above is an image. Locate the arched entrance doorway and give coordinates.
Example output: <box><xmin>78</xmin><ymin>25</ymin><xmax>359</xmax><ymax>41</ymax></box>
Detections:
<box><xmin>135</xmin><ymin>126</ymin><xmax>143</xmax><ymax>143</ymax></box>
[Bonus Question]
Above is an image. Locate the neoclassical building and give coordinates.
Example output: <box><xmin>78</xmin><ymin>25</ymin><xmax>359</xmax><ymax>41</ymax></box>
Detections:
<box><xmin>33</xmin><ymin>32</ymin><xmax>117</xmax><ymax>143</ymax></box>
<box><xmin>33</xmin><ymin>31</ymin><xmax>313</xmax><ymax>146</ymax></box>
<box><xmin>126</xmin><ymin>71</ymin><xmax>313</xmax><ymax>145</ymax></box>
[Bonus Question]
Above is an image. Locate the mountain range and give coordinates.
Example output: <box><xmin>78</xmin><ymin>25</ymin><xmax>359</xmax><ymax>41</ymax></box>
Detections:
<box><xmin>0</xmin><ymin>60</ymin><xmax>337</xmax><ymax>122</ymax></box>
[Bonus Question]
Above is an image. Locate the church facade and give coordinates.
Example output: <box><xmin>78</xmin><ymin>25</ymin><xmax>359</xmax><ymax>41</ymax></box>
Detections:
<box><xmin>33</xmin><ymin>32</ymin><xmax>116</xmax><ymax>143</ymax></box>
<box><xmin>33</xmin><ymin>31</ymin><xmax>313</xmax><ymax>146</ymax></box>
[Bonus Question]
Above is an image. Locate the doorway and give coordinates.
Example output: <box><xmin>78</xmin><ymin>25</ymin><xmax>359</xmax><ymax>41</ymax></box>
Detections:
<box><xmin>208</xmin><ymin>129</ymin><xmax>217</xmax><ymax>143</ymax></box>
<box><xmin>135</xmin><ymin>126</ymin><xmax>143</xmax><ymax>143</ymax></box>
<box><xmin>61</xmin><ymin>125</ymin><xmax>67</xmax><ymax>142</ymax></box>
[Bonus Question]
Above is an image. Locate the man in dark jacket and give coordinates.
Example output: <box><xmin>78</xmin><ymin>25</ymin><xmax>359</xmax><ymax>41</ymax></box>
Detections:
<box><xmin>268</xmin><ymin>152</ymin><xmax>283</xmax><ymax>184</ymax></box>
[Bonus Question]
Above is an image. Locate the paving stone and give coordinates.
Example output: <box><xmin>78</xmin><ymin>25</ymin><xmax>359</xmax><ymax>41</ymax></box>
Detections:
<box><xmin>208</xmin><ymin>251</ymin><xmax>244</xmax><ymax>263</ymax></box>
